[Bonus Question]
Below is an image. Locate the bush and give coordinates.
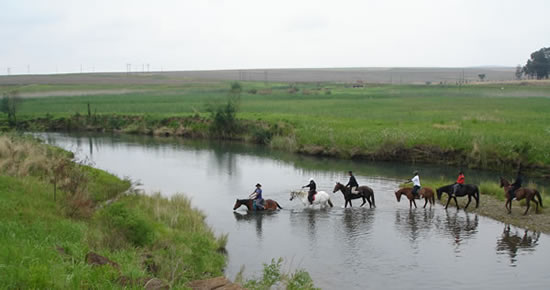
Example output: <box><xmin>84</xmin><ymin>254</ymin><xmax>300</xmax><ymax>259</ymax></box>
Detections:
<box><xmin>206</xmin><ymin>97</ymin><xmax>240</xmax><ymax>136</ymax></box>
<box><xmin>99</xmin><ymin>202</ymin><xmax>154</xmax><ymax>247</ymax></box>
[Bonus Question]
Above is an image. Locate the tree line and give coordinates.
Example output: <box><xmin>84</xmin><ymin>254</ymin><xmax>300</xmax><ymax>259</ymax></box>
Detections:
<box><xmin>517</xmin><ymin>47</ymin><xmax>550</xmax><ymax>80</ymax></box>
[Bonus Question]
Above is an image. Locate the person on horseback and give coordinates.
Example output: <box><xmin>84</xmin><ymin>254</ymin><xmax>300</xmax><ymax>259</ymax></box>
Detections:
<box><xmin>508</xmin><ymin>171</ymin><xmax>523</xmax><ymax>200</ymax></box>
<box><xmin>406</xmin><ymin>171</ymin><xmax>421</xmax><ymax>197</ymax></box>
<box><xmin>249</xmin><ymin>183</ymin><xmax>265</xmax><ymax>210</ymax></box>
<box><xmin>302</xmin><ymin>178</ymin><xmax>317</xmax><ymax>205</ymax></box>
<box><xmin>346</xmin><ymin>171</ymin><xmax>359</xmax><ymax>194</ymax></box>
<box><xmin>452</xmin><ymin>171</ymin><xmax>465</xmax><ymax>196</ymax></box>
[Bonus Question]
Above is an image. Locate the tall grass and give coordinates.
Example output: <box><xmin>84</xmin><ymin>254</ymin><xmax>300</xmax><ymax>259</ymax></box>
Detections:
<box><xmin>0</xmin><ymin>134</ymin><xmax>227</xmax><ymax>288</ymax></box>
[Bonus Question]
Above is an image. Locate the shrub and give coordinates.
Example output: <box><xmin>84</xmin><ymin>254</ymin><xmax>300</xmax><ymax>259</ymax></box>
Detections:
<box><xmin>99</xmin><ymin>202</ymin><xmax>154</xmax><ymax>247</ymax></box>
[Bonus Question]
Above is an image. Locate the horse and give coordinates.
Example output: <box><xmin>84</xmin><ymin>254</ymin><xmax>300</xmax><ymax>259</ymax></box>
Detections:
<box><xmin>233</xmin><ymin>199</ymin><xmax>282</xmax><ymax>211</ymax></box>
<box><xmin>436</xmin><ymin>183</ymin><xmax>480</xmax><ymax>210</ymax></box>
<box><xmin>499</xmin><ymin>177</ymin><xmax>543</xmax><ymax>215</ymax></box>
<box><xmin>394</xmin><ymin>187</ymin><xmax>435</xmax><ymax>209</ymax></box>
<box><xmin>332</xmin><ymin>182</ymin><xmax>375</xmax><ymax>208</ymax></box>
<box><xmin>289</xmin><ymin>190</ymin><xmax>333</xmax><ymax>208</ymax></box>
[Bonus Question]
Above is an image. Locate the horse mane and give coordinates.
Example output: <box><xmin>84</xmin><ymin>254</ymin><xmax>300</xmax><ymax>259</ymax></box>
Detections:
<box><xmin>396</xmin><ymin>187</ymin><xmax>411</xmax><ymax>194</ymax></box>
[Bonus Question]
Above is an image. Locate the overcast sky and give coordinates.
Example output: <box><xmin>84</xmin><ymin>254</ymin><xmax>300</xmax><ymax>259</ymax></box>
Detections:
<box><xmin>1</xmin><ymin>0</ymin><xmax>549</xmax><ymax>74</ymax></box>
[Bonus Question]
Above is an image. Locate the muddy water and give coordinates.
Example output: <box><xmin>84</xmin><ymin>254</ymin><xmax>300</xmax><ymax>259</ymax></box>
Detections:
<box><xmin>38</xmin><ymin>132</ymin><xmax>550</xmax><ymax>290</ymax></box>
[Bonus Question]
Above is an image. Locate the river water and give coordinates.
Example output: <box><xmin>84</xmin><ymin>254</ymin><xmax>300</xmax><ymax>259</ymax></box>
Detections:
<box><xmin>37</xmin><ymin>132</ymin><xmax>549</xmax><ymax>290</ymax></box>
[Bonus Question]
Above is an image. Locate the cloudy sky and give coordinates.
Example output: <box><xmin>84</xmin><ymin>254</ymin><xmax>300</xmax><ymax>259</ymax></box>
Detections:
<box><xmin>1</xmin><ymin>0</ymin><xmax>549</xmax><ymax>74</ymax></box>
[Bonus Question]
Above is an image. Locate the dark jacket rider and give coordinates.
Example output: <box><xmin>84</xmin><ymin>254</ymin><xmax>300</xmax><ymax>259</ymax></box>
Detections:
<box><xmin>346</xmin><ymin>171</ymin><xmax>359</xmax><ymax>193</ymax></box>
<box><xmin>509</xmin><ymin>172</ymin><xmax>523</xmax><ymax>199</ymax></box>
<box><xmin>302</xmin><ymin>178</ymin><xmax>317</xmax><ymax>204</ymax></box>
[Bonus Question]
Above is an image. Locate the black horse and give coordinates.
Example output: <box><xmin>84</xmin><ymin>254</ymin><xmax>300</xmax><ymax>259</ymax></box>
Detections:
<box><xmin>436</xmin><ymin>184</ymin><xmax>480</xmax><ymax>210</ymax></box>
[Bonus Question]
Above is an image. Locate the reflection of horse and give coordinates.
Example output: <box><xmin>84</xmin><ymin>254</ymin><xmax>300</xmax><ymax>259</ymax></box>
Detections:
<box><xmin>332</xmin><ymin>182</ymin><xmax>375</xmax><ymax>208</ymax></box>
<box><xmin>499</xmin><ymin>177</ymin><xmax>543</xmax><ymax>215</ymax></box>
<box><xmin>496</xmin><ymin>225</ymin><xmax>540</xmax><ymax>265</ymax></box>
<box><xmin>290</xmin><ymin>191</ymin><xmax>333</xmax><ymax>208</ymax></box>
<box><xmin>233</xmin><ymin>199</ymin><xmax>282</xmax><ymax>211</ymax></box>
<box><xmin>233</xmin><ymin>211</ymin><xmax>278</xmax><ymax>239</ymax></box>
<box><xmin>436</xmin><ymin>184</ymin><xmax>480</xmax><ymax>210</ymax></box>
<box><xmin>395</xmin><ymin>187</ymin><xmax>435</xmax><ymax>209</ymax></box>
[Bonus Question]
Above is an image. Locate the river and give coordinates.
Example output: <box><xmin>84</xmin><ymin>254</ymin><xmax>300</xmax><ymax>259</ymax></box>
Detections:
<box><xmin>37</xmin><ymin>132</ymin><xmax>550</xmax><ymax>290</ymax></box>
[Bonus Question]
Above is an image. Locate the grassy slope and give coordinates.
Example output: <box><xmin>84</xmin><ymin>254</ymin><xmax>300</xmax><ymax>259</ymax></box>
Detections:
<box><xmin>0</xmin><ymin>136</ymin><xmax>226</xmax><ymax>289</ymax></box>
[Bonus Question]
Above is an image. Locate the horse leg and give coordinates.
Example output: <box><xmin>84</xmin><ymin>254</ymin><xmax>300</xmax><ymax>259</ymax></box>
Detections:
<box><xmin>506</xmin><ymin>199</ymin><xmax>512</xmax><ymax>214</ymax></box>
<box><xmin>423</xmin><ymin>197</ymin><xmax>428</xmax><ymax>209</ymax></box>
<box><xmin>524</xmin><ymin>198</ymin><xmax>531</xmax><ymax>216</ymax></box>
<box><xmin>454</xmin><ymin>196</ymin><xmax>459</xmax><ymax>210</ymax></box>
<box><xmin>412</xmin><ymin>199</ymin><xmax>417</xmax><ymax>209</ymax></box>
<box><xmin>360</xmin><ymin>197</ymin><xmax>366</xmax><ymax>207</ymax></box>
<box><xmin>445</xmin><ymin>195</ymin><xmax>452</xmax><ymax>209</ymax></box>
<box><xmin>464</xmin><ymin>195</ymin><xmax>471</xmax><ymax>210</ymax></box>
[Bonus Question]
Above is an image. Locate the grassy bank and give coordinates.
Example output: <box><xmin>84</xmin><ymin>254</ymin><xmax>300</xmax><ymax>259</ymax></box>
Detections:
<box><xmin>0</xmin><ymin>134</ymin><xmax>227</xmax><ymax>288</ymax></box>
<box><xmin>420</xmin><ymin>179</ymin><xmax>550</xmax><ymax>233</ymax></box>
<box><xmin>3</xmin><ymin>81</ymin><xmax>550</xmax><ymax>176</ymax></box>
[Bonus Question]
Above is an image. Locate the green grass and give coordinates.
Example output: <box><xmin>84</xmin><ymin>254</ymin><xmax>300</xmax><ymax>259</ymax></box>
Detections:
<box><xmin>0</xmin><ymin>134</ymin><xmax>227</xmax><ymax>288</ymax></box>
<box><xmin>5</xmin><ymin>81</ymin><xmax>550</xmax><ymax>172</ymax></box>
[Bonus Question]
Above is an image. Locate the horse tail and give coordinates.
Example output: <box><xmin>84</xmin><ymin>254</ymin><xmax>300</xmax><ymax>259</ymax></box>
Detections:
<box><xmin>276</xmin><ymin>202</ymin><xmax>283</xmax><ymax>209</ymax></box>
<box><xmin>535</xmin><ymin>190</ymin><xmax>543</xmax><ymax>208</ymax></box>
<box><xmin>328</xmin><ymin>199</ymin><xmax>334</xmax><ymax>208</ymax></box>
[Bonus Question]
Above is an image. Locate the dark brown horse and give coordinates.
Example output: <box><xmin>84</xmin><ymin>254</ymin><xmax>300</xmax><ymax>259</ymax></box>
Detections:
<box><xmin>395</xmin><ymin>187</ymin><xmax>435</xmax><ymax>209</ymax></box>
<box><xmin>499</xmin><ymin>177</ymin><xmax>543</xmax><ymax>215</ymax></box>
<box><xmin>333</xmin><ymin>182</ymin><xmax>375</xmax><ymax>208</ymax></box>
<box><xmin>233</xmin><ymin>199</ymin><xmax>282</xmax><ymax>211</ymax></box>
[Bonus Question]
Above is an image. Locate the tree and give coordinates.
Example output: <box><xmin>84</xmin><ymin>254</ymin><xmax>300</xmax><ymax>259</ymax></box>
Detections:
<box><xmin>515</xmin><ymin>65</ymin><xmax>523</xmax><ymax>80</ymax></box>
<box><xmin>522</xmin><ymin>47</ymin><xmax>550</xmax><ymax>79</ymax></box>
<box><xmin>478</xmin><ymin>74</ymin><xmax>486</xmax><ymax>82</ymax></box>
<box><xmin>0</xmin><ymin>90</ymin><xmax>22</xmax><ymax>126</ymax></box>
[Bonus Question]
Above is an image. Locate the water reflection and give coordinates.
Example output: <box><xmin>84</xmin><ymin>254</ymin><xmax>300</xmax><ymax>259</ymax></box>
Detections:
<box><xmin>342</xmin><ymin>208</ymin><xmax>375</xmax><ymax>248</ymax></box>
<box><xmin>394</xmin><ymin>209</ymin><xmax>435</xmax><ymax>245</ymax></box>
<box><xmin>435</xmin><ymin>211</ymin><xmax>479</xmax><ymax>251</ymax></box>
<box><xmin>233</xmin><ymin>211</ymin><xmax>279</xmax><ymax>240</ymax></box>
<box><xmin>496</xmin><ymin>225</ymin><xmax>540</xmax><ymax>266</ymax></box>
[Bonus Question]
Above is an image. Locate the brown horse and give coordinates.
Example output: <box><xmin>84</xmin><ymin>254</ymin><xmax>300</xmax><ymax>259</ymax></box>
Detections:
<box><xmin>499</xmin><ymin>177</ymin><xmax>543</xmax><ymax>215</ymax></box>
<box><xmin>395</xmin><ymin>187</ymin><xmax>435</xmax><ymax>209</ymax></box>
<box><xmin>233</xmin><ymin>199</ymin><xmax>282</xmax><ymax>211</ymax></box>
<box><xmin>333</xmin><ymin>182</ymin><xmax>375</xmax><ymax>208</ymax></box>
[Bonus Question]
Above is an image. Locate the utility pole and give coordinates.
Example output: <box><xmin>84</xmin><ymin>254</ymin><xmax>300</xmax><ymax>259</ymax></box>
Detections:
<box><xmin>7</xmin><ymin>67</ymin><xmax>11</xmax><ymax>76</ymax></box>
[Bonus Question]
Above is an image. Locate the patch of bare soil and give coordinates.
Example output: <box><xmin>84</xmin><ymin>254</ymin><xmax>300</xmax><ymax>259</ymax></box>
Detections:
<box><xmin>20</xmin><ymin>89</ymin><xmax>144</xmax><ymax>98</ymax></box>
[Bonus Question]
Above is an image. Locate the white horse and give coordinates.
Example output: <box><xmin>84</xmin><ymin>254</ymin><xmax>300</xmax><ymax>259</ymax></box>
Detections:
<box><xmin>290</xmin><ymin>190</ymin><xmax>334</xmax><ymax>208</ymax></box>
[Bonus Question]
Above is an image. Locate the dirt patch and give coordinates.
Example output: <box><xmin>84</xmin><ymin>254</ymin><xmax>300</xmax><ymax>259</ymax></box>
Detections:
<box><xmin>439</xmin><ymin>194</ymin><xmax>550</xmax><ymax>233</ymax></box>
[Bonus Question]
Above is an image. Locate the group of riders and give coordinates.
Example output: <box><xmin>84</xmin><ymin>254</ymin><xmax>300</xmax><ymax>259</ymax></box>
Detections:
<box><xmin>247</xmin><ymin>169</ymin><xmax>524</xmax><ymax>210</ymax></box>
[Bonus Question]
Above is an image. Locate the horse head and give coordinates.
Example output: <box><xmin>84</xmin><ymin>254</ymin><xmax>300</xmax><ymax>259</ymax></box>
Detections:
<box><xmin>289</xmin><ymin>191</ymin><xmax>297</xmax><ymax>201</ymax></box>
<box><xmin>395</xmin><ymin>190</ymin><xmax>402</xmax><ymax>202</ymax></box>
<box><xmin>499</xmin><ymin>177</ymin><xmax>510</xmax><ymax>188</ymax></box>
<box><xmin>233</xmin><ymin>199</ymin><xmax>241</xmax><ymax>210</ymax></box>
<box><xmin>333</xmin><ymin>182</ymin><xmax>343</xmax><ymax>193</ymax></box>
<box><xmin>436</xmin><ymin>187</ymin><xmax>443</xmax><ymax>200</ymax></box>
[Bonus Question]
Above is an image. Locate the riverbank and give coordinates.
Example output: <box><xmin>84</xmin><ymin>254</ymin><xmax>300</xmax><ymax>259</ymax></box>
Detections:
<box><xmin>0</xmin><ymin>134</ymin><xmax>227</xmax><ymax>288</ymax></box>
<box><xmin>5</xmin><ymin>81</ymin><xmax>550</xmax><ymax>178</ymax></box>
<box><xmin>422</xmin><ymin>180</ymin><xmax>550</xmax><ymax>233</ymax></box>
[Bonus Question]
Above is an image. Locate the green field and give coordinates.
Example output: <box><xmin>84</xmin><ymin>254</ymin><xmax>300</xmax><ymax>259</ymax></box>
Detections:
<box><xmin>4</xmin><ymin>80</ymin><xmax>550</xmax><ymax>174</ymax></box>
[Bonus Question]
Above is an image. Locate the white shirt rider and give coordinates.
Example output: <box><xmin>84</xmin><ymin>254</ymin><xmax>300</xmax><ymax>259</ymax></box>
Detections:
<box><xmin>411</xmin><ymin>175</ymin><xmax>421</xmax><ymax>187</ymax></box>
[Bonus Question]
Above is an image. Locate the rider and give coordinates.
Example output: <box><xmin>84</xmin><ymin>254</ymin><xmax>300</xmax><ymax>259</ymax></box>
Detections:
<box><xmin>508</xmin><ymin>171</ymin><xmax>523</xmax><ymax>200</ymax></box>
<box><xmin>346</xmin><ymin>171</ymin><xmax>359</xmax><ymax>194</ymax></box>
<box><xmin>452</xmin><ymin>171</ymin><xmax>465</xmax><ymax>196</ymax></box>
<box><xmin>406</xmin><ymin>171</ymin><xmax>421</xmax><ymax>198</ymax></box>
<box><xmin>302</xmin><ymin>178</ymin><xmax>317</xmax><ymax>205</ymax></box>
<box><xmin>249</xmin><ymin>183</ymin><xmax>264</xmax><ymax>209</ymax></box>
